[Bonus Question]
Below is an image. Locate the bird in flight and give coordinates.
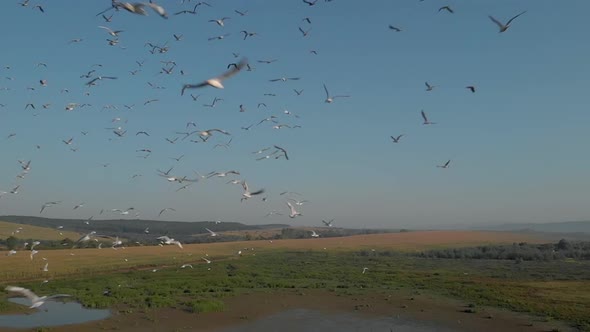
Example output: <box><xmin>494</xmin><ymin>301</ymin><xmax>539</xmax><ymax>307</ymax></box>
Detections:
<box><xmin>421</xmin><ymin>110</ymin><xmax>436</xmax><ymax>125</ymax></box>
<box><xmin>466</xmin><ymin>85</ymin><xmax>476</xmax><ymax>93</ymax></box>
<box><xmin>5</xmin><ymin>286</ymin><xmax>71</xmax><ymax>309</ymax></box>
<box><xmin>437</xmin><ymin>160</ymin><xmax>451</xmax><ymax>169</ymax></box>
<box><xmin>489</xmin><ymin>11</ymin><xmax>527</xmax><ymax>33</ymax></box>
<box><xmin>322</xmin><ymin>219</ymin><xmax>334</xmax><ymax>227</ymax></box>
<box><xmin>390</xmin><ymin>135</ymin><xmax>404</xmax><ymax>143</ymax></box>
<box><xmin>287</xmin><ymin>202</ymin><xmax>302</xmax><ymax>218</ymax></box>
<box><xmin>205</xmin><ymin>228</ymin><xmax>218</xmax><ymax>237</ymax></box>
<box><xmin>241</xmin><ymin>181</ymin><xmax>265</xmax><ymax>202</ymax></box>
<box><xmin>438</xmin><ymin>6</ymin><xmax>454</xmax><ymax>14</ymax></box>
<box><xmin>388</xmin><ymin>25</ymin><xmax>402</xmax><ymax>32</ymax></box>
<box><xmin>209</xmin><ymin>17</ymin><xmax>230</xmax><ymax>27</ymax></box>
<box><xmin>323</xmin><ymin>84</ymin><xmax>349</xmax><ymax>103</ymax></box>
<box><xmin>425</xmin><ymin>81</ymin><xmax>436</xmax><ymax>91</ymax></box>
<box><xmin>182</xmin><ymin>58</ymin><xmax>247</xmax><ymax>93</ymax></box>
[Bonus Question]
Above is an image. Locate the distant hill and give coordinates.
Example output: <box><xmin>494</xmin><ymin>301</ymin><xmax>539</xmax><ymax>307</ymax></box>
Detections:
<box><xmin>0</xmin><ymin>215</ymin><xmax>289</xmax><ymax>244</ymax></box>
<box><xmin>0</xmin><ymin>220</ymin><xmax>82</xmax><ymax>241</ymax></box>
<box><xmin>473</xmin><ymin>221</ymin><xmax>590</xmax><ymax>234</ymax></box>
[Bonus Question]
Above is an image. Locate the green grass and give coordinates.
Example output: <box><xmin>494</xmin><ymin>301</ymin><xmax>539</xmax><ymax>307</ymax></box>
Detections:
<box><xmin>2</xmin><ymin>250</ymin><xmax>589</xmax><ymax>330</ymax></box>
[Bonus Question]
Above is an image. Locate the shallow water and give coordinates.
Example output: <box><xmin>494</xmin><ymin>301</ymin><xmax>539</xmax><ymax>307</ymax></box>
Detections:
<box><xmin>218</xmin><ymin>308</ymin><xmax>458</xmax><ymax>332</ymax></box>
<box><xmin>0</xmin><ymin>297</ymin><xmax>111</xmax><ymax>329</ymax></box>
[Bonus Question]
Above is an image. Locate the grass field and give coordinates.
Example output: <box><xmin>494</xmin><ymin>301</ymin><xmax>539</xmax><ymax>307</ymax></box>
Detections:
<box><xmin>0</xmin><ymin>220</ymin><xmax>81</xmax><ymax>241</ymax></box>
<box><xmin>2</xmin><ymin>230</ymin><xmax>588</xmax><ymax>330</ymax></box>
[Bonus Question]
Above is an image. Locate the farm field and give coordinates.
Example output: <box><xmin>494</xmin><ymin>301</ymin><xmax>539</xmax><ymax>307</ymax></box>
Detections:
<box><xmin>0</xmin><ymin>230</ymin><xmax>543</xmax><ymax>281</ymax></box>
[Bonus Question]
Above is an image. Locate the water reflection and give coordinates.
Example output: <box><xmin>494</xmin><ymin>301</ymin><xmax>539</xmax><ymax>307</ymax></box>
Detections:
<box><xmin>218</xmin><ymin>308</ymin><xmax>457</xmax><ymax>332</ymax></box>
<box><xmin>0</xmin><ymin>297</ymin><xmax>111</xmax><ymax>329</ymax></box>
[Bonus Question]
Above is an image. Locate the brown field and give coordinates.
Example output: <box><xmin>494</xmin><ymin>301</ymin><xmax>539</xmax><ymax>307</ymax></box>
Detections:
<box><xmin>0</xmin><ymin>231</ymin><xmax>542</xmax><ymax>282</ymax></box>
<box><xmin>0</xmin><ymin>220</ymin><xmax>81</xmax><ymax>241</ymax></box>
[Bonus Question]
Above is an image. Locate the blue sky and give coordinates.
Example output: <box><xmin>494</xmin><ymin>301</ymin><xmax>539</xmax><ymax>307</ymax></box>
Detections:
<box><xmin>0</xmin><ymin>0</ymin><xmax>588</xmax><ymax>228</ymax></box>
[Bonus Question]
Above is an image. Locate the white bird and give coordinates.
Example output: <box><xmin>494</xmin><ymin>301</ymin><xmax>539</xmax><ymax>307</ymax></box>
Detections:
<box><xmin>182</xmin><ymin>58</ymin><xmax>247</xmax><ymax>92</ymax></box>
<box><xmin>489</xmin><ymin>11</ymin><xmax>526</xmax><ymax>33</ymax></box>
<box><xmin>157</xmin><ymin>235</ymin><xmax>183</xmax><ymax>249</ymax></box>
<box><xmin>323</xmin><ymin>83</ymin><xmax>349</xmax><ymax>103</ymax></box>
<box><xmin>311</xmin><ymin>230</ymin><xmax>320</xmax><ymax>238</ymax></box>
<box><xmin>202</xmin><ymin>257</ymin><xmax>211</xmax><ymax>264</ymax></box>
<box><xmin>158</xmin><ymin>208</ymin><xmax>176</xmax><ymax>217</ymax></box>
<box><xmin>98</xmin><ymin>26</ymin><xmax>123</xmax><ymax>37</ymax></box>
<box><xmin>5</xmin><ymin>286</ymin><xmax>71</xmax><ymax>309</ymax></box>
<box><xmin>180</xmin><ymin>264</ymin><xmax>193</xmax><ymax>269</ymax></box>
<box><xmin>7</xmin><ymin>250</ymin><xmax>17</xmax><ymax>256</ymax></box>
<box><xmin>425</xmin><ymin>81</ymin><xmax>436</xmax><ymax>91</ymax></box>
<box><xmin>209</xmin><ymin>17</ymin><xmax>230</xmax><ymax>27</ymax></box>
<box><xmin>30</xmin><ymin>250</ymin><xmax>38</xmax><ymax>260</ymax></box>
<box><xmin>42</xmin><ymin>262</ymin><xmax>48</xmax><ymax>272</ymax></box>
<box><xmin>241</xmin><ymin>181</ymin><xmax>265</xmax><ymax>202</ymax></box>
<box><xmin>362</xmin><ymin>267</ymin><xmax>369</xmax><ymax>274</ymax></box>
<box><xmin>287</xmin><ymin>202</ymin><xmax>302</xmax><ymax>218</ymax></box>
<box><xmin>205</xmin><ymin>228</ymin><xmax>218</xmax><ymax>237</ymax></box>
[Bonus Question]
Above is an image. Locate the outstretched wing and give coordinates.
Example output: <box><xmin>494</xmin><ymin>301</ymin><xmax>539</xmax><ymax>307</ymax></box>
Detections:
<box><xmin>488</xmin><ymin>15</ymin><xmax>504</xmax><ymax>29</ymax></box>
<box><xmin>506</xmin><ymin>11</ymin><xmax>526</xmax><ymax>26</ymax></box>
<box><xmin>5</xmin><ymin>286</ymin><xmax>39</xmax><ymax>302</ymax></box>
<box><xmin>219</xmin><ymin>58</ymin><xmax>248</xmax><ymax>80</ymax></box>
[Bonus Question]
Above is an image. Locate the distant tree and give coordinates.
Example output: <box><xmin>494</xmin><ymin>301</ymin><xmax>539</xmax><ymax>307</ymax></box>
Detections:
<box><xmin>5</xmin><ymin>236</ymin><xmax>18</xmax><ymax>250</ymax></box>
<box><xmin>557</xmin><ymin>239</ymin><xmax>572</xmax><ymax>251</ymax></box>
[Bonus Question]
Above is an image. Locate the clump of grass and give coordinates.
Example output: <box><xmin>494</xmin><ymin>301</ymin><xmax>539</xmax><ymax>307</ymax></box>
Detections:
<box><xmin>184</xmin><ymin>299</ymin><xmax>224</xmax><ymax>313</ymax></box>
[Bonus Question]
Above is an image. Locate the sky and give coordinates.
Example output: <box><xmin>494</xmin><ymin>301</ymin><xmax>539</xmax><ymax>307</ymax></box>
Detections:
<box><xmin>0</xmin><ymin>0</ymin><xmax>589</xmax><ymax>229</ymax></box>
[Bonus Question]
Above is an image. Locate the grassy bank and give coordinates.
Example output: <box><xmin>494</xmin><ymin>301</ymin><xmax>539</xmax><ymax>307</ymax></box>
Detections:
<box><xmin>2</xmin><ymin>249</ymin><xmax>589</xmax><ymax>330</ymax></box>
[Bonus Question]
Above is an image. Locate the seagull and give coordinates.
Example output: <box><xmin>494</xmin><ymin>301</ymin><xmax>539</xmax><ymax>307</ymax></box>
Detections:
<box><xmin>145</xmin><ymin>2</ymin><xmax>168</xmax><ymax>18</ymax></box>
<box><xmin>466</xmin><ymin>85</ymin><xmax>476</xmax><ymax>93</ymax></box>
<box><xmin>180</xmin><ymin>264</ymin><xmax>193</xmax><ymax>269</ymax></box>
<box><xmin>437</xmin><ymin>160</ymin><xmax>451</xmax><ymax>169</ymax></box>
<box><xmin>202</xmin><ymin>257</ymin><xmax>211</xmax><ymax>264</ymax></box>
<box><xmin>157</xmin><ymin>236</ymin><xmax>183</xmax><ymax>249</ymax></box>
<box><xmin>438</xmin><ymin>6</ymin><xmax>454</xmax><ymax>14</ymax></box>
<box><xmin>270</xmin><ymin>77</ymin><xmax>300</xmax><ymax>82</ymax></box>
<box><xmin>235</xmin><ymin>9</ymin><xmax>248</xmax><ymax>16</ymax></box>
<box><xmin>5</xmin><ymin>286</ymin><xmax>71</xmax><ymax>309</ymax></box>
<box><xmin>241</xmin><ymin>181</ymin><xmax>265</xmax><ymax>202</ymax></box>
<box><xmin>205</xmin><ymin>228</ymin><xmax>218</xmax><ymax>237</ymax></box>
<box><xmin>98</xmin><ymin>26</ymin><xmax>124</xmax><ymax>37</ymax></box>
<box><xmin>323</xmin><ymin>84</ymin><xmax>349</xmax><ymax>103</ymax></box>
<box><xmin>388</xmin><ymin>25</ymin><xmax>402</xmax><ymax>32</ymax></box>
<box><xmin>40</xmin><ymin>201</ymin><xmax>61</xmax><ymax>214</ymax></box>
<box><xmin>207</xmin><ymin>170</ymin><xmax>240</xmax><ymax>178</ymax></box>
<box><xmin>489</xmin><ymin>11</ymin><xmax>526</xmax><ymax>33</ymax></box>
<box><xmin>42</xmin><ymin>262</ymin><xmax>48</xmax><ymax>272</ymax></box>
<box><xmin>390</xmin><ymin>135</ymin><xmax>404</xmax><ymax>143</ymax></box>
<box><xmin>302</xmin><ymin>0</ymin><xmax>318</xmax><ymax>6</ymax></box>
<box><xmin>421</xmin><ymin>110</ymin><xmax>436</xmax><ymax>125</ymax></box>
<box><xmin>144</xmin><ymin>227</ymin><xmax>149</xmax><ymax>234</ymax></box>
<box><xmin>158</xmin><ymin>208</ymin><xmax>176</xmax><ymax>217</ymax></box>
<box><xmin>322</xmin><ymin>219</ymin><xmax>334</xmax><ymax>227</ymax></box>
<box><xmin>208</xmin><ymin>33</ymin><xmax>231</xmax><ymax>41</ymax></box>
<box><xmin>287</xmin><ymin>201</ymin><xmax>302</xmax><ymax>218</ymax></box>
<box><xmin>209</xmin><ymin>17</ymin><xmax>230</xmax><ymax>27</ymax></box>
<box><xmin>298</xmin><ymin>27</ymin><xmax>311</xmax><ymax>37</ymax></box>
<box><xmin>425</xmin><ymin>81</ymin><xmax>436</xmax><ymax>91</ymax></box>
<box><xmin>362</xmin><ymin>267</ymin><xmax>369</xmax><ymax>274</ymax></box>
<box><xmin>310</xmin><ymin>230</ymin><xmax>320</xmax><ymax>238</ymax></box>
<box><xmin>181</xmin><ymin>58</ymin><xmax>247</xmax><ymax>93</ymax></box>
<box><xmin>241</xmin><ymin>30</ymin><xmax>258</xmax><ymax>40</ymax></box>
<box><xmin>293</xmin><ymin>89</ymin><xmax>304</xmax><ymax>96</ymax></box>
<box><xmin>73</xmin><ymin>203</ymin><xmax>85</xmax><ymax>210</ymax></box>
<box><xmin>86</xmin><ymin>76</ymin><xmax>117</xmax><ymax>87</ymax></box>
<box><xmin>196</xmin><ymin>129</ymin><xmax>230</xmax><ymax>141</ymax></box>
<box><xmin>273</xmin><ymin>145</ymin><xmax>289</xmax><ymax>160</ymax></box>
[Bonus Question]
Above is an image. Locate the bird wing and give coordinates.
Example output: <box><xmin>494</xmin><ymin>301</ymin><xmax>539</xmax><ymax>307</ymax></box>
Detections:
<box><xmin>205</xmin><ymin>228</ymin><xmax>215</xmax><ymax>235</ymax></box>
<box><xmin>421</xmin><ymin>111</ymin><xmax>428</xmax><ymax>122</ymax></box>
<box><xmin>218</xmin><ymin>58</ymin><xmax>248</xmax><ymax>80</ymax></box>
<box><xmin>488</xmin><ymin>15</ymin><xmax>504</xmax><ymax>29</ymax></box>
<box><xmin>323</xmin><ymin>84</ymin><xmax>329</xmax><ymax>98</ymax></box>
<box><xmin>506</xmin><ymin>11</ymin><xmax>526</xmax><ymax>25</ymax></box>
<box><xmin>5</xmin><ymin>286</ymin><xmax>40</xmax><ymax>303</ymax></box>
<box><xmin>45</xmin><ymin>294</ymin><xmax>72</xmax><ymax>301</ymax></box>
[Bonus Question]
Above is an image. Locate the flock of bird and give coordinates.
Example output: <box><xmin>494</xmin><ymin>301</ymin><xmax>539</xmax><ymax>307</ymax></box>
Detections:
<box><xmin>2</xmin><ymin>0</ymin><xmax>529</xmax><ymax>308</ymax></box>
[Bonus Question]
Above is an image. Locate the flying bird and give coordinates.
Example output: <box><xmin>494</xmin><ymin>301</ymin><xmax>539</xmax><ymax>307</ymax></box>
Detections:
<box><xmin>287</xmin><ymin>201</ymin><xmax>302</xmax><ymax>218</ymax></box>
<box><xmin>390</xmin><ymin>135</ymin><xmax>404</xmax><ymax>143</ymax></box>
<box><xmin>323</xmin><ymin>84</ymin><xmax>349</xmax><ymax>103</ymax></box>
<box><xmin>205</xmin><ymin>228</ymin><xmax>218</xmax><ymax>237</ymax></box>
<box><xmin>5</xmin><ymin>286</ymin><xmax>71</xmax><ymax>309</ymax></box>
<box><xmin>438</xmin><ymin>6</ymin><xmax>454</xmax><ymax>14</ymax></box>
<box><xmin>466</xmin><ymin>85</ymin><xmax>476</xmax><ymax>93</ymax></box>
<box><xmin>421</xmin><ymin>110</ymin><xmax>436</xmax><ymax>125</ymax></box>
<box><xmin>437</xmin><ymin>160</ymin><xmax>451</xmax><ymax>169</ymax></box>
<box><xmin>489</xmin><ymin>11</ymin><xmax>526</xmax><ymax>33</ymax></box>
<box><xmin>182</xmin><ymin>58</ymin><xmax>247</xmax><ymax>93</ymax></box>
